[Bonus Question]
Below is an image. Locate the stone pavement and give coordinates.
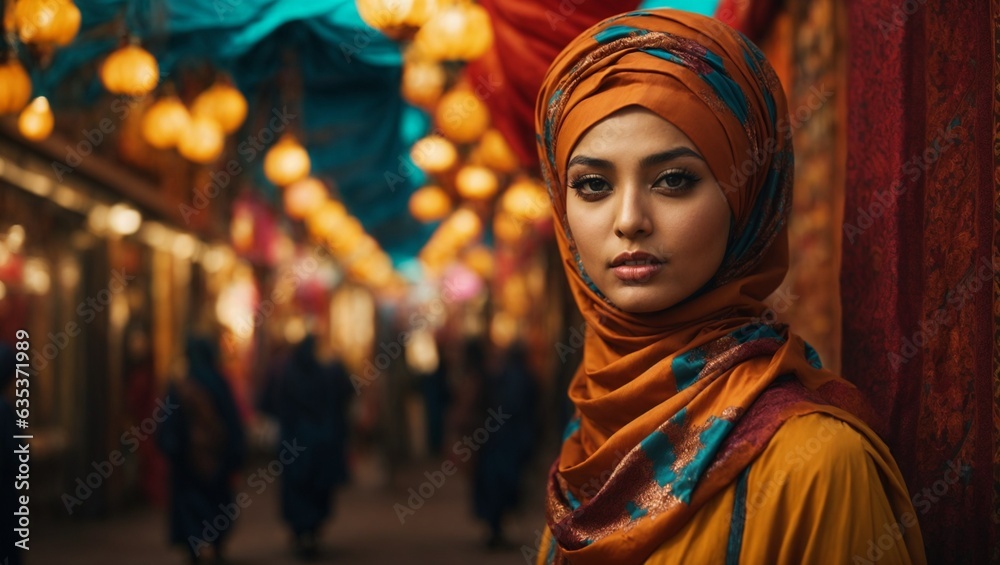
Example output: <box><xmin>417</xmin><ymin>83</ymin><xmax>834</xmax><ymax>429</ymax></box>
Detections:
<box><xmin>27</xmin><ymin>457</ymin><xmax>549</xmax><ymax>565</ymax></box>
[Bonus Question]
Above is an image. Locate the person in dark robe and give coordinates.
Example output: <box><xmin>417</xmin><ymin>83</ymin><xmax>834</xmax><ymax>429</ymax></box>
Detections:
<box><xmin>0</xmin><ymin>343</ymin><xmax>24</xmax><ymax>565</ymax></box>
<box><xmin>471</xmin><ymin>339</ymin><xmax>538</xmax><ymax>549</ymax></box>
<box><xmin>259</xmin><ymin>334</ymin><xmax>351</xmax><ymax>560</ymax></box>
<box><xmin>157</xmin><ymin>336</ymin><xmax>246</xmax><ymax>564</ymax></box>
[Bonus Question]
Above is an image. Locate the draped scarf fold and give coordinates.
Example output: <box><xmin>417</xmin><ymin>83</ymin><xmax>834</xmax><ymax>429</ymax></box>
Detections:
<box><xmin>533</xmin><ymin>9</ymin><xmax>875</xmax><ymax>564</ymax></box>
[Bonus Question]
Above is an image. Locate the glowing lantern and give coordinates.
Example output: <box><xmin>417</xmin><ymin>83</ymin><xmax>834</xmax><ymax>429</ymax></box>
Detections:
<box><xmin>178</xmin><ymin>116</ymin><xmax>224</xmax><ymax>164</ymax></box>
<box><xmin>14</xmin><ymin>0</ymin><xmax>80</xmax><ymax>46</ymax></box>
<box><xmin>435</xmin><ymin>89</ymin><xmax>489</xmax><ymax>144</ymax></box>
<box><xmin>445</xmin><ymin>208</ymin><xmax>482</xmax><ymax>242</ymax></box>
<box><xmin>409</xmin><ymin>186</ymin><xmax>451</xmax><ymax>222</ymax></box>
<box><xmin>18</xmin><ymin>96</ymin><xmax>53</xmax><ymax>141</ymax></box>
<box><xmin>402</xmin><ymin>59</ymin><xmax>446</xmax><ymax>108</ymax></box>
<box><xmin>264</xmin><ymin>136</ymin><xmax>310</xmax><ymax>187</ymax></box>
<box><xmin>493</xmin><ymin>212</ymin><xmax>522</xmax><ymax>243</ymax></box>
<box><xmin>283</xmin><ymin>178</ymin><xmax>327</xmax><ymax>219</ymax></box>
<box><xmin>326</xmin><ymin>217</ymin><xmax>364</xmax><ymax>256</ymax></box>
<box><xmin>502</xmin><ymin>178</ymin><xmax>549</xmax><ymax>220</ymax></box>
<box><xmin>464</xmin><ymin>245</ymin><xmax>494</xmax><ymax>278</ymax></box>
<box><xmin>191</xmin><ymin>82</ymin><xmax>247</xmax><ymax>134</ymax></box>
<box><xmin>305</xmin><ymin>199</ymin><xmax>348</xmax><ymax>239</ymax></box>
<box><xmin>141</xmin><ymin>96</ymin><xmax>190</xmax><ymax>149</ymax></box>
<box><xmin>413</xmin><ymin>3</ymin><xmax>493</xmax><ymax>62</ymax></box>
<box><xmin>100</xmin><ymin>44</ymin><xmax>159</xmax><ymax>97</ymax></box>
<box><xmin>478</xmin><ymin>129</ymin><xmax>519</xmax><ymax>173</ymax></box>
<box><xmin>410</xmin><ymin>135</ymin><xmax>456</xmax><ymax>174</ymax></box>
<box><xmin>356</xmin><ymin>0</ymin><xmax>440</xmax><ymax>38</ymax></box>
<box><xmin>0</xmin><ymin>58</ymin><xmax>32</xmax><ymax>115</ymax></box>
<box><xmin>455</xmin><ymin>165</ymin><xmax>498</xmax><ymax>200</ymax></box>
<box><xmin>230</xmin><ymin>207</ymin><xmax>254</xmax><ymax>252</ymax></box>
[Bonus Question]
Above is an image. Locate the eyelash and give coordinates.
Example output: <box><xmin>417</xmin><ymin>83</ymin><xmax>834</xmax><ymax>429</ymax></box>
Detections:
<box><xmin>567</xmin><ymin>168</ymin><xmax>702</xmax><ymax>201</ymax></box>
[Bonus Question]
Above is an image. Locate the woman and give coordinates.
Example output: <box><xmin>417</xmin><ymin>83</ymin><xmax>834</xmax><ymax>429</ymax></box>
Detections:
<box><xmin>532</xmin><ymin>9</ymin><xmax>926</xmax><ymax>564</ymax></box>
<box><xmin>158</xmin><ymin>336</ymin><xmax>246</xmax><ymax>563</ymax></box>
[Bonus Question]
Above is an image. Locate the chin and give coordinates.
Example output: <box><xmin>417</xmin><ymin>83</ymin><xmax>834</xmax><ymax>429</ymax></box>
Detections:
<box><xmin>606</xmin><ymin>286</ymin><xmax>684</xmax><ymax>314</ymax></box>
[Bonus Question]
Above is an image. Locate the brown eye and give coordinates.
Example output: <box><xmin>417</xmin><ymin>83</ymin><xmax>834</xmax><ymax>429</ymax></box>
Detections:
<box><xmin>568</xmin><ymin>175</ymin><xmax>611</xmax><ymax>200</ymax></box>
<box><xmin>654</xmin><ymin>169</ymin><xmax>701</xmax><ymax>193</ymax></box>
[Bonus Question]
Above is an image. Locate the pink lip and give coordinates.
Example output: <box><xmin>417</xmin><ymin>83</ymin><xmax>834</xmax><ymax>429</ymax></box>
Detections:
<box><xmin>609</xmin><ymin>251</ymin><xmax>665</xmax><ymax>283</ymax></box>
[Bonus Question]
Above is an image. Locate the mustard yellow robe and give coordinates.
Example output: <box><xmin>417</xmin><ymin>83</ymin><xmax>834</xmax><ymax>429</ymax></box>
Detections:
<box><xmin>538</xmin><ymin>413</ymin><xmax>926</xmax><ymax>564</ymax></box>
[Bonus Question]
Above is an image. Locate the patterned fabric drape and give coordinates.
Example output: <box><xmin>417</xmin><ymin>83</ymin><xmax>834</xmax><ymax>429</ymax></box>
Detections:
<box><xmin>841</xmin><ymin>1</ymin><xmax>999</xmax><ymax>562</ymax></box>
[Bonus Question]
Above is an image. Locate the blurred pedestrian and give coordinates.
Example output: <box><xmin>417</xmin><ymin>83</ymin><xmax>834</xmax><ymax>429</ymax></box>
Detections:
<box><xmin>260</xmin><ymin>334</ymin><xmax>352</xmax><ymax>560</ymax></box>
<box><xmin>158</xmin><ymin>336</ymin><xmax>246</xmax><ymax>564</ymax></box>
<box><xmin>0</xmin><ymin>343</ymin><xmax>24</xmax><ymax>565</ymax></box>
<box><xmin>472</xmin><ymin>339</ymin><xmax>538</xmax><ymax>549</ymax></box>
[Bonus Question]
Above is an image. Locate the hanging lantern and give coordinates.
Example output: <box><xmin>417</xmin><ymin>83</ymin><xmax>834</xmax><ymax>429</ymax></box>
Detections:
<box><xmin>435</xmin><ymin>89</ymin><xmax>489</xmax><ymax>144</ymax></box>
<box><xmin>493</xmin><ymin>211</ymin><xmax>522</xmax><ymax>243</ymax></box>
<box><xmin>178</xmin><ymin>116</ymin><xmax>224</xmax><ymax>164</ymax></box>
<box><xmin>501</xmin><ymin>177</ymin><xmax>549</xmax><ymax>220</ymax></box>
<box><xmin>191</xmin><ymin>81</ymin><xmax>247</xmax><ymax>134</ymax></box>
<box><xmin>18</xmin><ymin>96</ymin><xmax>54</xmax><ymax>141</ymax></box>
<box><xmin>283</xmin><ymin>178</ymin><xmax>327</xmax><ymax>219</ymax></box>
<box><xmin>305</xmin><ymin>199</ymin><xmax>348</xmax><ymax>239</ymax></box>
<box><xmin>410</xmin><ymin>135</ymin><xmax>456</xmax><ymax>174</ymax></box>
<box><xmin>455</xmin><ymin>165</ymin><xmax>498</xmax><ymax>200</ymax></box>
<box><xmin>326</xmin><ymin>216</ymin><xmax>364</xmax><ymax>256</ymax></box>
<box><xmin>478</xmin><ymin>129</ymin><xmax>519</xmax><ymax>173</ymax></box>
<box><xmin>0</xmin><ymin>58</ymin><xmax>32</xmax><ymax>115</ymax></box>
<box><xmin>402</xmin><ymin>59</ymin><xmax>445</xmax><ymax>109</ymax></box>
<box><xmin>356</xmin><ymin>0</ymin><xmax>440</xmax><ymax>39</ymax></box>
<box><xmin>445</xmin><ymin>208</ymin><xmax>482</xmax><ymax>242</ymax></box>
<box><xmin>464</xmin><ymin>245</ymin><xmax>494</xmax><ymax>278</ymax></box>
<box><xmin>100</xmin><ymin>44</ymin><xmax>159</xmax><ymax>97</ymax></box>
<box><xmin>264</xmin><ymin>136</ymin><xmax>310</xmax><ymax>187</ymax></box>
<box><xmin>141</xmin><ymin>95</ymin><xmax>190</xmax><ymax>149</ymax></box>
<box><xmin>413</xmin><ymin>3</ymin><xmax>493</xmax><ymax>62</ymax></box>
<box><xmin>14</xmin><ymin>0</ymin><xmax>81</xmax><ymax>46</ymax></box>
<box><xmin>408</xmin><ymin>185</ymin><xmax>452</xmax><ymax>222</ymax></box>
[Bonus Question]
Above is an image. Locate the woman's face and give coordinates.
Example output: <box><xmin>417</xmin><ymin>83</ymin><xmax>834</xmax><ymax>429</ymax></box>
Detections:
<box><xmin>564</xmin><ymin>107</ymin><xmax>731</xmax><ymax>314</ymax></box>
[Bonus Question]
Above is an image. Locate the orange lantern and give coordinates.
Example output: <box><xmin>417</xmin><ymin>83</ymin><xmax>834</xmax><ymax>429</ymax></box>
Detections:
<box><xmin>501</xmin><ymin>177</ymin><xmax>549</xmax><ymax>220</ymax></box>
<box><xmin>141</xmin><ymin>96</ymin><xmax>191</xmax><ymax>149</ymax></box>
<box><xmin>305</xmin><ymin>199</ymin><xmax>348</xmax><ymax>239</ymax></box>
<box><xmin>356</xmin><ymin>0</ymin><xmax>439</xmax><ymax>37</ymax></box>
<box><xmin>178</xmin><ymin>116</ymin><xmax>225</xmax><ymax>164</ymax></box>
<box><xmin>455</xmin><ymin>165</ymin><xmax>498</xmax><ymax>200</ymax></box>
<box><xmin>410</xmin><ymin>135</ymin><xmax>457</xmax><ymax>174</ymax></box>
<box><xmin>493</xmin><ymin>211</ymin><xmax>522</xmax><ymax>243</ymax></box>
<box><xmin>326</xmin><ymin>216</ymin><xmax>364</xmax><ymax>256</ymax></box>
<box><xmin>264</xmin><ymin>136</ymin><xmax>311</xmax><ymax>187</ymax></box>
<box><xmin>413</xmin><ymin>3</ymin><xmax>493</xmax><ymax>62</ymax></box>
<box><xmin>402</xmin><ymin>59</ymin><xmax>446</xmax><ymax>109</ymax></box>
<box><xmin>478</xmin><ymin>129</ymin><xmax>519</xmax><ymax>173</ymax></box>
<box><xmin>100</xmin><ymin>44</ymin><xmax>159</xmax><ymax>97</ymax></box>
<box><xmin>445</xmin><ymin>208</ymin><xmax>482</xmax><ymax>242</ymax></box>
<box><xmin>191</xmin><ymin>81</ymin><xmax>247</xmax><ymax>134</ymax></box>
<box><xmin>283</xmin><ymin>178</ymin><xmax>327</xmax><ymax>219</ymax></box>
<box><xmin>14</xmin><ymin>0</ymin><xmax>81</xmax><ymax>46</ymax></box>
<box><xmin>18</xmin><ymin>96</ymin><xmax>54</xmax><ymax>141</ymax></box>
<box><xmin>464</xmin><ymin>245</ymin><xmax>494</xmax><ymax>278</ymax></box>
<box><xmin>409</xmin><ymin>186</ymin><xmax>452</xmax><ymax>222</ymax></box>
<box><xmin>0</xmin><ymin>58</ymin><xmax>32</xmax><ymax>115</ymax></box>
<box><xmin>435</xmin><ymin>88</ymin><xmax>489</xmax><ymax>144</ymax></box>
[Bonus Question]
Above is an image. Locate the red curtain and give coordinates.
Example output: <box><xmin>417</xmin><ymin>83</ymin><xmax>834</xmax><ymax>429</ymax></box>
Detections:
<box><xmin>841</xmin><ymin>1</ymin><xmax>999</xmax><ymax>562</ymax></box>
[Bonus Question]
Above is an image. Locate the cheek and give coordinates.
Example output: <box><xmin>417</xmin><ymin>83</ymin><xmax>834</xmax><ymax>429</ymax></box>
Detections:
<box><xmin>566</xmin><ymin>199</ymin><xmax>606</xmax><ymax>268</ymax></box>
<box><xmin>661</xmin><ymin>198</ymin><xmax>730</xmax><ymax>263</ymax></box>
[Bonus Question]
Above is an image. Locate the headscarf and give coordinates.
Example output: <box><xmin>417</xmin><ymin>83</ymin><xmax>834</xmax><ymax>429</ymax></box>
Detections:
<box><xmin>534</xmin><ymin>9</ymin><xmax>874</xmax><ymax>564</ymax></box>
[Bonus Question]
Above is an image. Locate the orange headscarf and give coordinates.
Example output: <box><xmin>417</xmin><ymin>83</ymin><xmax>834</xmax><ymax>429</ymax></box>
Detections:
<box><xmin>534</xmin><ymin>9</ymin><xmax>873</xmax><ymax>564</ymax></box>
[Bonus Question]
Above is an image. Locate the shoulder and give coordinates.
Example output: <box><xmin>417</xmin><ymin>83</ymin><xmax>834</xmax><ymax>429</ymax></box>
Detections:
<box><xmin>756</xmin><ymin>412</ymin><xmax>871</xmax><ymax>477</ymax></box>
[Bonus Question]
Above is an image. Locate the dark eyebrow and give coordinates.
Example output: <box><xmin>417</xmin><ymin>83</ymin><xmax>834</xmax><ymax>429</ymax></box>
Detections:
<box><xmin>567</xmin><ymin>147</ymin><xmax>706</xmax><ymax>170</ymax></box>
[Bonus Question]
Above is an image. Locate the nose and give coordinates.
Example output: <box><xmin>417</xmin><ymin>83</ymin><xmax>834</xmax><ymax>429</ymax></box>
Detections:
<box><xmin>613</xmin><ymin>185</ymin><xmax>653</xmax><ymax>239</ymax></box>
